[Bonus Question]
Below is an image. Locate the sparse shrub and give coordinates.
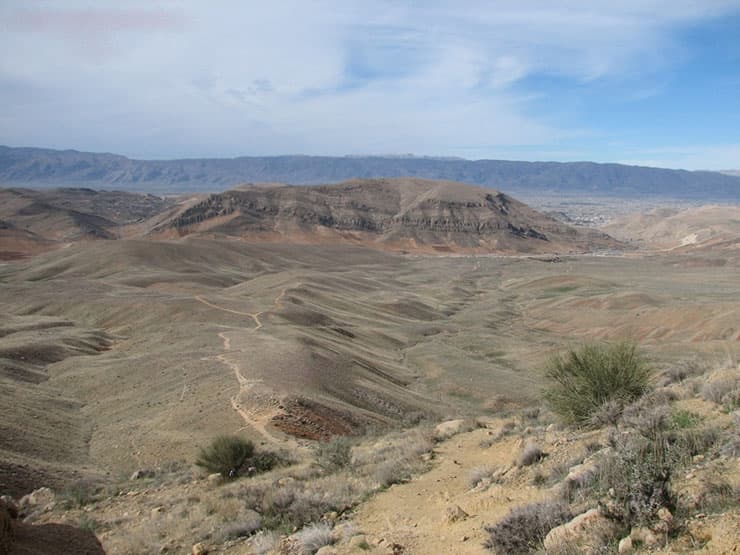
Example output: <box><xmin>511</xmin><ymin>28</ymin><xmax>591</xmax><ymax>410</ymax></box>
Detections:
<box><xmin>314</xmin><ymin>437</ymin><xmax>352</xmax><ymax>471</ymax></box>
<box><xmin>701</xmin><ymin>375</ymin><xmax>739</xmax><ymax>409</ymax></box>
<box><xmin>517</xmin><ymin>442</ymin><xmax>546</xmax><ymax>467</ymax></box>
<box><xmin>671</xmin><ymin>409</ymin><xmax>701</xmax><ymax>429</ymax></box>
<box><xmin>543</xmin><ymin>341</ymin><xmax>652</xmax><ymax>426</ymax></box>
<box><xmin>659</xmin><ymin>359</ymin><xmax>705</xmax><ymax>386</ymax></box>
<box><xmin>218</xmin><ymin>510</ymin><xmax>262</xmax><ymax>541</ymax></box>
<box><xmin>250</xmin><ymin>530</ymin><xmax>280</xmax><ymax>555</ymax></box>
<box><xmin>78</xmin><ymin>514</ymin><xmax>99</xmax><ymax>533</ymax></box>
<box><xmin>484</xmin><ymin>501</ymin><xmax>571</xmax><ymax>553</ymax></box>
<box><xmin>597</xmin><ymin>426</ymin><xmax>675</xmax><ymax>527</ymax></box>
<box><xmin>247</xmin><ymin>450</ymin><xmax>285</xmax><ymax>474</ymax></box>
<box><xmin>468</xmin><ymin>466</ymin><xmax>493</xmax><ymax>489</ymax></box>
<box><xmin>195</xmin><ymin>435</ymin><xmax>254</xmax><ymax>478</ymax></box>
<box><xmin>294</xmin><ymin>522</ymin><xmax>333</xmax><ymax>554</ymax></box>
<box><xmin>522</xmin><ymin>406</ymin><xmax>541</xmax><ymax>421</ymax></box>
<box><xmin>61</xmin><ymin>479</ymin><xmax>98</xmax><ymax>508</ymax></box>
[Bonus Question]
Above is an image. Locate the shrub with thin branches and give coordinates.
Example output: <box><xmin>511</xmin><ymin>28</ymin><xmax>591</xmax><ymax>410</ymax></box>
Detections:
<box><xmin>484</xmin><ymin>501</ymin><xmax>571</xmax><ymax>553</ymax></box>
<box><xmin>195</xmin><ymin>435</ymin><xmax>254</xmax><ymax>478</ymax></box>
<box><xmin>543</xmin><ymin>341</ymin><xmax>652</xmax><ymax>426</ymax></box>
<box><xmin>294</xmin><ymin>522</ymin><xmax>333</xmax><ymax>554</ymax></box>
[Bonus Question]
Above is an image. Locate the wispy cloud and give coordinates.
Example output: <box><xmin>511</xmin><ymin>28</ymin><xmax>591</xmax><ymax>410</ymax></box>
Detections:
<box><xmin>1</xmin><ymin>1</ymin><xmax>739</xmax><ymax>167</ymax></box>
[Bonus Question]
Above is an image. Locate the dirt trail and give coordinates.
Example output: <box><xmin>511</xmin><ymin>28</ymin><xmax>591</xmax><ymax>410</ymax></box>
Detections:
<box><xmin>196</xmin><ymin>287</ymin><xmax>297</xmax><ymax>445</ymax></box>
<box><xmin>194</xmin><ymin>295</ymin><xmax>262</xmax><ymax>329</ymax></box>
<box><xmin>346</xmin><ymin>426</ymin><xmax>547</xmax><ymax>555</ymax></box>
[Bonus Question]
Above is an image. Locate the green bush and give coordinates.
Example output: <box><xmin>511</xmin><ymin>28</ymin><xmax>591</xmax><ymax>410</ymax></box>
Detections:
<box><xmin>195</xmin><ymin>435</ymin><xmax>254</xmax><ymax>477</ymax></box>
<box><xmin>543</xmin><ymin>341</ymin><xmax>652</xmax><ymax>426</ymax></box>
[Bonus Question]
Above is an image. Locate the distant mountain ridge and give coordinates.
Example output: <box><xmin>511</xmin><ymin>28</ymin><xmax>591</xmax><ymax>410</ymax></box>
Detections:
<box><xmin>1</xmin><ymin>145</ymin><xmax>739</xmax><ymax>200</ymax></box>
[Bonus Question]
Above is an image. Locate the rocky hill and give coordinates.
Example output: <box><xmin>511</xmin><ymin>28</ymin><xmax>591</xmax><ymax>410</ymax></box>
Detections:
<box><xmin>3</xmin><ymin>146</ymin><xmax>740</xmax><ymax>200</ymax></box>
<box><xmin>153</xmin><ymin>179</ymin><xmax>621</xmax><ymax>253</ymax></box>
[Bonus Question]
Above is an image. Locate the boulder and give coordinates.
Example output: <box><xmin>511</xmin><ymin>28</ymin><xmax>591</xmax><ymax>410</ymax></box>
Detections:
<box><xmin>0</xmin><ymin>497</ymin><xmax>17</xmax><ymax>520</ymax></box>
<box><xmin>18</xmin><ymin>487</ymin><xmax>55</xmax><ymax>511</ymax></box>
<box><xmin>191</xmin><ymin>542</ymin><xmax>208</xmax><ymax>555</ymax></box>
<box><xmin>544</xmin><ymin>508</ymin><xmax>617</xmax><ymax>555</ymax></box>
<box><xmin>444</xmin><ymin>504</ymin><xmax>469</xmax><ymax>524</ymax></box>
<box><xmin>630</xmin><ymin>526</ymin><xmax>660</xmax><ymax>548</ymax></box>
<box><xmin>1</xmin><ymin>499</ymin><xmax>15</xmax><ymax>555</ymax></box>
<box><xmin>130</xmin><ymin>469</ymin><xmax>155</xmax><ymax>480</ymax></box>
<box><xmin>618</xmin><ymin>536</ymin><xmax>633</xmax><ymax>553</ymax></box>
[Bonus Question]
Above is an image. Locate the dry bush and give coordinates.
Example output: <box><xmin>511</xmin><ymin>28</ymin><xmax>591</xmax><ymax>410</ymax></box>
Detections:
<box><xmin>544</xmin><ymin>341</ymin><xmax>652</xmax><ymax>426</ymax></box>
<box><xmin>293</xmin><ymin>522</ymin><xmax>333</xmax><ymax>554</ymax></box>
<box><xmin>468</xmin><ymin>466</ymin><xmax>493</xmax><ymax>489</ymax></box>
<box><xmin>658</xmin><ymin>359</ymin><xmax>706</xmax><ymax>386</ymax></box>
<box><xmin>517</xmin><ymin>442</ymin><xmax>546</xmax><ymax>467</ymax></box>
<box><xmin>701</xmin><ymin>374</ymin><xmax>739</xmax><ymax>408</ymax></box>
<box><xmin>484</xmin><ymin>501</ymin><xmax>571</xmax><ymax>553</ymax></box>
<box><xmin>314</xmin><ymin>437</ymin><xmax>353</xmax><ymax>471</ymax></box>
<box><xmin>250</xmin><ymin>530</ymin><xmax>280</xmax><ymax>555</ymax></box>
<box><xmin>216</xmin><ymin>509</ymin><xmax>262</xmax><ymax>541</ymax></box>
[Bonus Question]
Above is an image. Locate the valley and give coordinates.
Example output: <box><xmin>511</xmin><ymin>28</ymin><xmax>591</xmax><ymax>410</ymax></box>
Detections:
<box><xmin>0</xmin><ymin>180</ymin><xmax>737</xmax><ymax>554</ymax></box>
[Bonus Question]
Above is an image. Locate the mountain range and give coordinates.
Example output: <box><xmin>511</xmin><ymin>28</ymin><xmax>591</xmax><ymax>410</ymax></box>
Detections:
<box><xmin>2</xmin><ymin>146</ymin><xmax>739</xmax><ymax>200</ymax></box>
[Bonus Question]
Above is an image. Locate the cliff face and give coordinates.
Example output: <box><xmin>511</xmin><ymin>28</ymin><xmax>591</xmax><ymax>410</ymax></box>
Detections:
<box><xmin>156</xmin><ymin>178</ymin><xmax>621</xmax><ymax>253</ymax></box>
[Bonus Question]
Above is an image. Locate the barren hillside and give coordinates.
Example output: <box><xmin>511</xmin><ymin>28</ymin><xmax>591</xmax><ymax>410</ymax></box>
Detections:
<box><xmin>152</xmin><ymin>178</ymin><xmax>621</xmax><ymax>254</ymax></box>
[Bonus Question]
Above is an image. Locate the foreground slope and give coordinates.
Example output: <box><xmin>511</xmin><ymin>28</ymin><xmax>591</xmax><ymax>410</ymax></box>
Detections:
<box><xmin>152</xmin><ymin>178</ymin><xmax>621</xmax><ymax>254</ymax></box>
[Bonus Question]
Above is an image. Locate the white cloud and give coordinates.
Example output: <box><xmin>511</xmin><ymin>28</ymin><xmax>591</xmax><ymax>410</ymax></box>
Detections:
<box><xmin>1</xmin><ymin>1</ymin><xmax>739</xmax><ymax>162</ymax></box>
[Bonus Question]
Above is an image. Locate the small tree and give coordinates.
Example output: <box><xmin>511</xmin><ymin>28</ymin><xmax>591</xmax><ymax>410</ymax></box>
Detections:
<box><xmin>195</xmin><ymin>435</ymin><xmax>254</xmax><ymax>477</ymax></box>
<box><xmin>543</xmin><ymin>340</ymin><xmax>652</xmax><ymax>426</ymax></box>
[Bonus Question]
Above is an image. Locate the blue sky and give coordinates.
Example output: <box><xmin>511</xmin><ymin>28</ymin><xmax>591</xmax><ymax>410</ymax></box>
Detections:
<box><xmin>1</xmin><ymin>1</ymin><xmax>739</xmax><ymax>169</ymax></box>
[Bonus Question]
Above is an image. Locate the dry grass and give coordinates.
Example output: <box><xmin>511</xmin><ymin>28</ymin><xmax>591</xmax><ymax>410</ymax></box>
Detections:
<box><xmin>484</xmin><ymin>501</ymin><xmax>571</xmax><ymax>553</ymax></box>
<box><xmin>517</xmin><ymin>442</ymin><xmax>546</xmax><ymax>467</ymax></box>
<box><xmin>293</xmin><ymin>522</ymin><xmax>333</xmax><ymax>554</ymax></box>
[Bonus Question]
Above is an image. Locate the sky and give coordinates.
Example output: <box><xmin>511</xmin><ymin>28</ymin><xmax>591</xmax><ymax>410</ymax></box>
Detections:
<box><xmin>1</xmin><ymin>1</ymin><xmax>739</xmax><ymax>170</ymax></box>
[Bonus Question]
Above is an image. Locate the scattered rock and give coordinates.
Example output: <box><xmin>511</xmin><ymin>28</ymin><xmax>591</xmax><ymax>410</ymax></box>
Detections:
<box><xmin>330</xmin><ymin>522</ymin><xmax>359</xmax><ymax>542</ymax></box>
<box><xmin>18</xmin><ymin>487</ymin><xmax>55</xmax><ymax>511</ymax></box>
<box><xmin>191</xmin><ymin>542</ymin><xmax>208</xmax><ymax>555</ymax></box>
<box><xmin>618</xmin><ymin>536</ymin><xmax>633</xmax><ymax>553</ymax></box>
<box><xmin>206</xmin><ymin>473</ymin><xmax>221</xmax><ymax>484</ymax></box>
<box><xmin>544</xmin><ymin>508</ymin><xmax>617</xmax><ymax>555</ymax></box>
<box><xmin>434</xmin><ymin>419</ymin><xmax>467</xmax><ymax>441</ymax></box>
<box><xmin>630</xmin><ymin>526</ymin><xmax>660</xmax><ymax>548</ymax></box>
<box><xmin>150</xmin><ymin>506</ymin><xmax>165</xmax><ymax>519</ymax></box>
<box><xmin>130</xmin><ymin>469</ymin><xmax>155</xmax><ymax>480</ymax></box>
<box><xmin>444</xmin><ymin>504</ymin><xmax>469</xmax><ymax>524</ymax></box>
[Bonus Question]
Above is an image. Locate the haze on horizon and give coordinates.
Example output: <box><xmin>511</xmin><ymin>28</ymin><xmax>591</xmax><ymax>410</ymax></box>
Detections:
<box><xmin>1</xmin><ymin>1</ymin><xmax>739</xmax><ymax>171</ymax></box>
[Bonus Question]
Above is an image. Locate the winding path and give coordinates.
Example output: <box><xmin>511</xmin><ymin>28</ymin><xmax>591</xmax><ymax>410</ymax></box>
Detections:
<box><xmin>194</xmin><ymin>286</ymin><xmax>297</xmax><ymax>445</ymax></box>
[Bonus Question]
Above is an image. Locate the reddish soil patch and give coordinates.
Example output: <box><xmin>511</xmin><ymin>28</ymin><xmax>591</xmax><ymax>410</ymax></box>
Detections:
<box><xmin>272</xmin><ymin>397</ymin><xmax>363</xmax><ymax>440</ymax></box>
